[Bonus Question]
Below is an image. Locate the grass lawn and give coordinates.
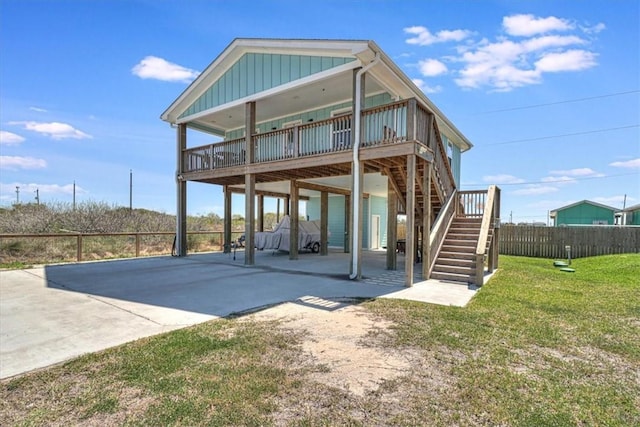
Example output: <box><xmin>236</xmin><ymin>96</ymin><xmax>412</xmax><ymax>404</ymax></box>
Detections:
<box><xmin>1</xmin><ymin>254</ymin><xmax>639</xmax><ymax>426</ymax></box>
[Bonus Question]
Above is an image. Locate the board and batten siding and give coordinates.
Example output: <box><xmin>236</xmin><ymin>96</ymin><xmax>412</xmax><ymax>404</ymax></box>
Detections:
<box><xmin>307</xmin><ymin>194</ymin><xmax>388</xmax><ymax>249</ymax></box>
<box><xmin>225</xmin><ymin>93</ymin><xmax>393</xmax><ymax>140</ymax></box>
<box><xmin>555</xmin><ymin>203</ymin><xmax>616</xmax><ymax>226</ymax></box>
<box><xmin>307</xmin><ymin>195</ymin><xmax>345</xmax><ymax>248</ymax></box>
<box><xmin>180</xmin><ymin>53</ymin><xmax>356</xmax><ymax>119</ymax></box>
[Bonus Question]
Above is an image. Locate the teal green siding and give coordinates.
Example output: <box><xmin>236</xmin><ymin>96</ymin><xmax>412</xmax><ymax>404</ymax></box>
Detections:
<box><xmin>307</xmin><ymin>195</ymin><xmax>345</xmax><ymax>248</ymax></box>
<box><xmin>441</xmin><ymin>134</ymin><xmax>461</xmax><ymax>188</ymax></box>
<box><xmin>307</xmin><ymin>194</ymin><xmax>388</xmax><ymax>249</ymax></box>
<box><xmin>555</xmin><ymin>203</ymin><xmax>615</xmax><ymax>226</ymax></box>
<box><xmin>629</xmin><ymin>209</ymin><xmax>640</xmax><ymax>225</ymax></box>
<box><xmin>226</xmin><ymin>93</ymin><xmax>393</xmax><ymax>140</ymax></box>
<box><xmin>180</xmin><ymin>53</ymin><xmax>356</xmax><ymax>119</ymax></box>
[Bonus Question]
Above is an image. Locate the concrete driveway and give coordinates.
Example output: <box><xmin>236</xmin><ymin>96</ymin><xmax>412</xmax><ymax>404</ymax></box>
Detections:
<box><xmin>0</xmin><ymin>250</ymin><xmax>478</xmax><ymax>379</ymax></box>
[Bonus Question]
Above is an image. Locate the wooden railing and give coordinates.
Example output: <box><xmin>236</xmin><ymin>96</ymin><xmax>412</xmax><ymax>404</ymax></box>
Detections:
<box><xmin>473</xmin><ymin>185</ymin><xmax>500</xmax><ymax>285</ymax></box>
<box><xmin>182</xmin><ymin>99</ymin><xmax>424</xmax><ymax>173</ymax></box>
<box><xmin>457</xmin><ymin>190</ymin><xmax>488</xmax><ymax>218</ymax></box>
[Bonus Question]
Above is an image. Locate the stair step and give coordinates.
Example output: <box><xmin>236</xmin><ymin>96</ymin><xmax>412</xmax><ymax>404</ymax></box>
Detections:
<box><xmin>430</xmin><ymin>271</ymin><xmax>474</xmax><ymax>283</ymax></box>
<box><xmin>438</xmin><ymin>251</ymin><xmax>476</xmax><ymax>260</ymax></box>
<box><xmin>441</xmin><ymin>244</ymin><xmax>476</xmax><ymax>253</ymax></box>
<box><xmin>437</xmin><ymin>257</ymin><xmax>475</xmax><ymax>267</ymax></box>
<box><xmin>447</xmin><ymin>233</ymin><xmax>479</xmax><ymax>240</ymax></box>
<box><xmin>432</xmin><ymin>264</ymin><xmax>475</xmax><ymax>275</ymax></box>
<box><xmin>444</xmin><ymin>239</ymin><xmax>476</xmax><ymax>247</ymax></box>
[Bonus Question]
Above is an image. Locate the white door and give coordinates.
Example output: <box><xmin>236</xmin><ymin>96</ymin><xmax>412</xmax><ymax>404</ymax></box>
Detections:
<box><xmin>371</xmin><ymin>215</ymin><xmax>380</xmax><ymax>249</ymax></box>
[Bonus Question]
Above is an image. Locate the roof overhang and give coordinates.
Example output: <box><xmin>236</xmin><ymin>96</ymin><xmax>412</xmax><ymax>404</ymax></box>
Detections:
<box><xmin>161</xmin><ymin>38</ymin><xmax>473</xmax><ymax>151</ymax></box>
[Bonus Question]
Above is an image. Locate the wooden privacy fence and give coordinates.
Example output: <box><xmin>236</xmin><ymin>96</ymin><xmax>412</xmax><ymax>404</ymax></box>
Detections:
<box><xmin>499</xmin><ymin>225</ymin><xmax>640</xmax><ymax>258</ymax></box>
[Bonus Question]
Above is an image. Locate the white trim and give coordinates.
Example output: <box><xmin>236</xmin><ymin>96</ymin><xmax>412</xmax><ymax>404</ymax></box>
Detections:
<box><xmin>282</xmin><ymin>119</ymin><xmax>302</xmax><ymax>128</ymax></box>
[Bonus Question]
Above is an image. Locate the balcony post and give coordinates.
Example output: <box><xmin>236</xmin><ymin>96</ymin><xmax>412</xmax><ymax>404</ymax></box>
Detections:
<box><xmin>244</xmin><ymin>173</ymin><xmax>255</xmax><ymax>265</ymax></box>
<box><xmin>290</xmin><ymin>180</ymin><xmax>299</xmax><ymax>260</ymax></box>
<box><xmin>386</xmin><ymin>182</ymin><xmax>397</xmax><ymax>270</ymax></box>
<box><xmin>407</xmin><ymin>98</ymin><xmax>417</xmax><ymax>141</ymax></box>
<box><xmin>223</xmin><ymin>185</ymin><xmax>232</xmax><ymax>253</ymax></box>
<box><xmin>405</xmin><ymin>154</ymin><xmax>416</xmax><ymax>287</ymax></box>
<box><xmin>175</xmin><ymin>123</ymin><xmax>188</xmax><ymax>257</ymax></box>
<box><xmin>320</xmin><ymin>191</ymin><xmax>329</xmax><ymax>256</ymax></box>
<box><xmin>245</xmin><ymin>101</ymin><xmax>255</xmax><ymax>164</ymax></box>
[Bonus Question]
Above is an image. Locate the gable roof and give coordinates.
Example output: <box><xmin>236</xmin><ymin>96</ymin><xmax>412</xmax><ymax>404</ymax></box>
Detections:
<box><xmin>161</xmin><ymin>38</ymin><xmax>472</xmax><ymax>151</ymax></box>
<box><xmin>549</xmin><ymin>200</ymin><xmax>618</xmax><ymax>216</ymax></box>
<box><xmin>618</xmin><ymin>203</ymin><xmax>640</xmax><ymax>213</ymax></box>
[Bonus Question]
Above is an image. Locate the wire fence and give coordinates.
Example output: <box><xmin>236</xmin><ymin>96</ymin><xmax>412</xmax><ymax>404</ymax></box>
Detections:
<box><xmin>0</xmin><ymin>231</ymin><xmax>244</xmax><ymax>265</ymax></box>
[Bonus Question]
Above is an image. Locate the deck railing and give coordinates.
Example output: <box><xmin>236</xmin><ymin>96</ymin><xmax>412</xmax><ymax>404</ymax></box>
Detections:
<box><xmin>472</xmin><ymin>185</ymin><xmax>501</xmax><ymax>285</ymax></box>
<box><xmin>183</xmin><ymin>99</ymin><xmax>421</xmax><ymax>173</ymax></box>
<box><xmin>457</xmin><ymin>190</ymin><xmax>488</xmax><ymax>218</ymax></box>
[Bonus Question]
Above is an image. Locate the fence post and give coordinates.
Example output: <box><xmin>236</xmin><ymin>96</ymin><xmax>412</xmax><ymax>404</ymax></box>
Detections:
<box><xmin>135</xmin><ymin>233</ymin><xmax>140</xmax><ymax>257</ymax></box>
<box><xmin>77</xmin><ymin>234</ymin><xmax>83</xmax><ymax>262</ymax></box>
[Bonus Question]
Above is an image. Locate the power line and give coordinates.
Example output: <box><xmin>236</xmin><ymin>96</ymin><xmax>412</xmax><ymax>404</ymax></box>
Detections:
<box><xmin>478</xmin><ymin>90</ymin><xmax>640</xmax><ymax>114</ymax></box>
<box><xmin>481</xmin><ymin>124</ymin><xmax>639</xmax><ymax>147</ymax></box>
<box><xmin>463</xmin><ymin>172</ymin><xmax>639</xmax><ymax>188</ymax></box>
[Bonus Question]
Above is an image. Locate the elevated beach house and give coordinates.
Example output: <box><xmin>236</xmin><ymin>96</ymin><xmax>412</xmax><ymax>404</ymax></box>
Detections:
<box><xmin>161</xmin><ymin>38</ymin><xmax>500</xmax><ymax>287</ymax></box>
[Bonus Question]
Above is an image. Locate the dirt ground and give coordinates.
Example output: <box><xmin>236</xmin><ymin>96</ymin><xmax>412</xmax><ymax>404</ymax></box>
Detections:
<box><xmin>246</xmin><ymin>297</ymin><xmax>420</xmax><ymax>396</ymax></box>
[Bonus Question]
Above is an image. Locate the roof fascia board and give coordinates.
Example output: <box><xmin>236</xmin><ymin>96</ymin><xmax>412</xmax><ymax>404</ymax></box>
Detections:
<box><xmin>551</xmin><ymin>199</ymin><xmax>618</xmax><ymax>213</ymax></box>
<box><xmin>177</xmin><ymin>60</ymin><xmax>362</xmax><ymax>125</ymax></box>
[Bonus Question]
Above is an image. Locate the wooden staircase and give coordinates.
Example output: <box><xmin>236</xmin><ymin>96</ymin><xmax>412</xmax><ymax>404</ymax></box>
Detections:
<box><xmin>431</xmin><ymin>216</ymin><xmax>491</xmax><ymax>284</ymax></box>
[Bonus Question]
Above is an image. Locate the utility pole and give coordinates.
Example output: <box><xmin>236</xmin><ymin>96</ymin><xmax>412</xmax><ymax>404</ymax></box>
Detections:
<box><xmin>129</xmin><ymin>169</ymin><xmax>133</xmax><ymax>211</ymax></box>
<box><xmin>35</xmin><ymin>188</ymin><xmax>40</xmax><ymax>205</ymax></box>
<box><xmin>73</xmin><ymin>181</ymin><xmax>76</xmax><ymax>211</ymax></box>
<box><xmin>15</xmin><ymin>186</ymin><xmax>20</xmax><ymax>204</ymax></box>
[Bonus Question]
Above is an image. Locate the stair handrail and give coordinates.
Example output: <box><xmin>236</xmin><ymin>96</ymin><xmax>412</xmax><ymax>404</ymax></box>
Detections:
<box><xmin>428</xmin><ymin>189</ymin><xmax>458</xmax><ymax>275</ymax></box>
<box><xmin>474</xmin><ymin>185</ymin><xmax>498</xmax><ymax>285</ymax></box>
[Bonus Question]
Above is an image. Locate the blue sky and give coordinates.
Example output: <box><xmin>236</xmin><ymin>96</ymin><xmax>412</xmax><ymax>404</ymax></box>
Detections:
<box><xmin>1</xmin><ymin>0</ymin><xmax>638</xmax><ymax>223</ymax></box>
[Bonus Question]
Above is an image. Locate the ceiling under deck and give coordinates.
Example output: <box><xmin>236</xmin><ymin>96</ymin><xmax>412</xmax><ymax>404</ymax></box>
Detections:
<box><xmin>187</xmin><ymin>65</ymin><xmax>391</xmax><ymax>136</ymax></box>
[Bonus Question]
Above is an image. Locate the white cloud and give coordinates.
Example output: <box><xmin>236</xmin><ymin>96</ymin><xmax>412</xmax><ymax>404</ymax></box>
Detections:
<box><xmin>0</xmin><ymin>130</ymin><xmax>25</xmax><ymax>145</ymax></box>
<box><xmin>593</xmin><ymin>195</ymin><xmax>635</xmax><ymax>206</ymax></box>
<box><xmin>9</xmin><ymin>121</ymin><xmax>91</xmax><ymax>140</ymax></box>
<box><xmin>541</xmin><ymin>176</ymin><xmax>577</xmax><ymax>185</ymax></box>
<box><xmin>132</xmin><ymin>56</ymin><xmax>200</xmax><ymax>83</ymax></box>
<box><xmin>411</xmin><ymin>78</ymin><xmax>442</xmax><ymax>94</ymax></box>
<box><xmin>549</xmin><ymin>167</ymin><xmax>602</xmax><ymax>176</ymax></box>
<box><xmin>512</xmin><ymin>185</ymin><xmax>559</xmax><ymax>195</ymax></box>
<box><xmin>609</xmin><ymin>158</ymin><xmax>640</xmax><ymax>169</ymax></box>
<box><xmin>582</xmin><ymin>22</ymin><xmax>606</xmax><ymax>34</ymax></box>
<box><xmin>29</xmin><ymin>106</ymin><xmax>48</xmax><ymax>112</ymax></box>
<box><xmin>404</xmin><ymin>26</ymin><xmax>471</xmax><ymax>46</ymax></box>
<box><xmin>407</xmin><ymin>14</ymin><xmax>602</xmax><ymax>92</ymax></box>
<box><xmin>0</xmin><ymin>156</ymin><xmax>47</xmax><ymax>170</ymax></box>
<box><xmin>483</xmin><ymin>174</ymin><xmax>525</xmax><ymax>184</ymax></box>
<box><xmin>418</xmin><ymin>59</ymin><xmax>448</xmax><ymax>77</ymax></box>
<box><xmin>535</xmin><ymin>49</ymin><xmax>597</xmax><ymax>72</ymax></box>
<box><xmin>503</xmin><ymin>14</ymin><xmax>574</xmax><ymax>37</ymax></box>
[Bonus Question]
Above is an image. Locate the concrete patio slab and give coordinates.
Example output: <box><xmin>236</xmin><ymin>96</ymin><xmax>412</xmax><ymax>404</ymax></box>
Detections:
<box><xmin>0</xmin><ymin>249</ymin><xmax>487</xmax><ymax>379</ymax></box>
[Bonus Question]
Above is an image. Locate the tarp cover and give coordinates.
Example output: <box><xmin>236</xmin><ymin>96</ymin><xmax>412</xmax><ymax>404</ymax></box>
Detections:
<box><xmin>254</xmin><ymin>215</ymin><xmax>322</xmax><ymax>251</ymax></box>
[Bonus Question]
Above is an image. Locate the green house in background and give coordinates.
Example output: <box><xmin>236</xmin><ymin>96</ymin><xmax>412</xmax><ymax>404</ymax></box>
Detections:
<box><xmin>550</xmin><ymin>200</ymin><xmax>617</xmax><ymax>226</ymax></box>
<box><xmin>617</xmin><ymin>203</ymin><xmax>640</xmax><ymax>226</ymax></box>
